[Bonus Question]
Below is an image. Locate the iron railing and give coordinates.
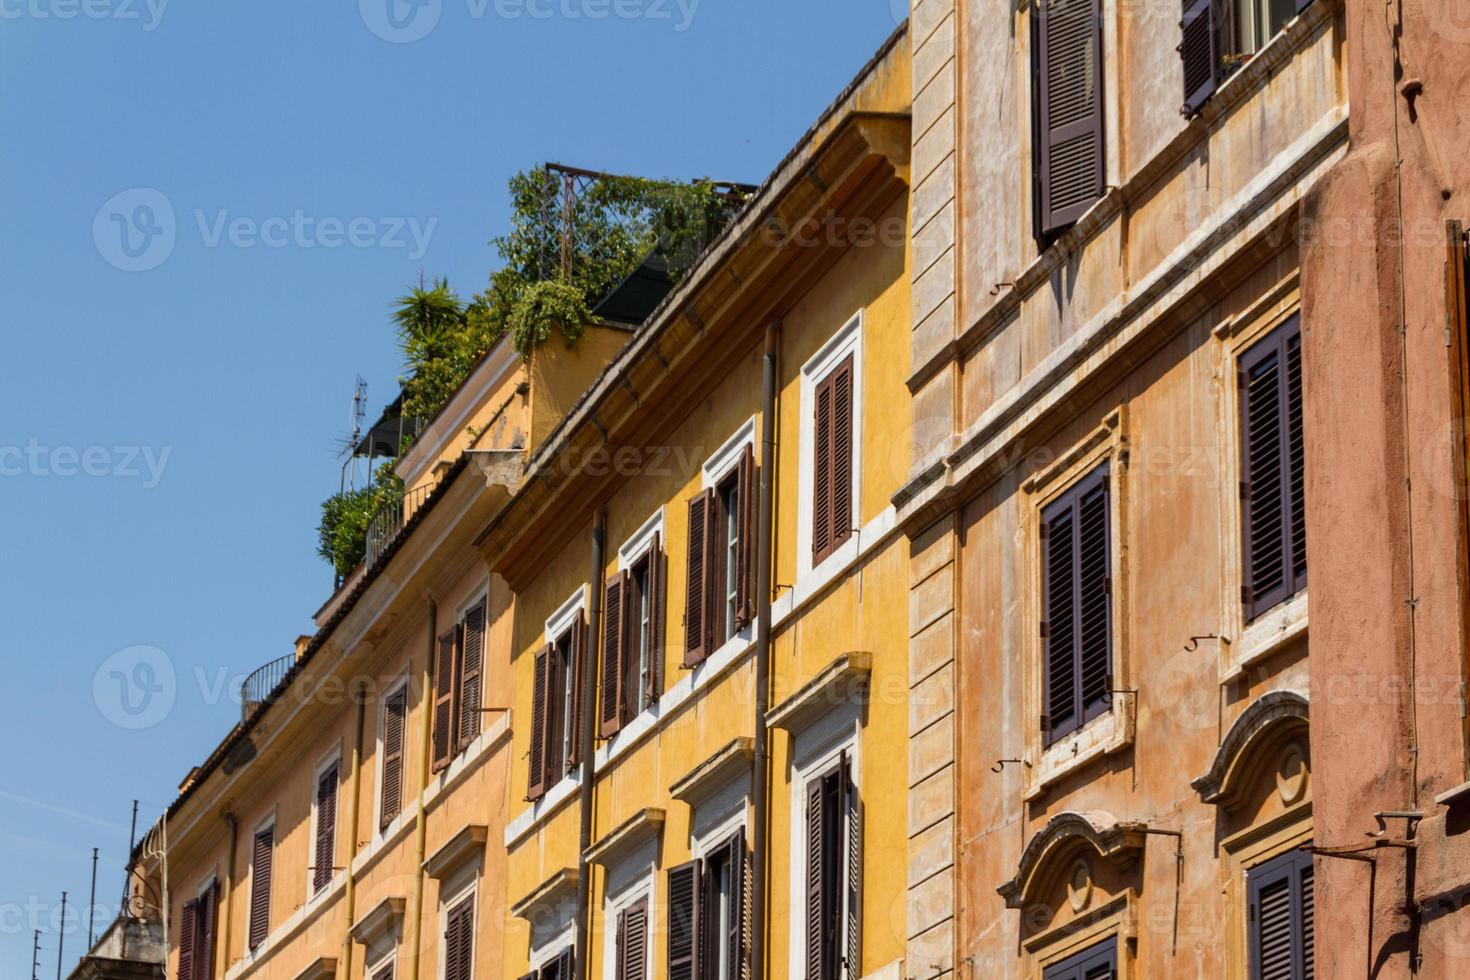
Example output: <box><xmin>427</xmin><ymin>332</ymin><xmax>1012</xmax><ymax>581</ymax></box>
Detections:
<box><xmin>240</xmin><ymin>654</ymin><xmax>294</xmax><ymax>721</ymax></box>
<box><xmin>363</xmin><ymin>479</ymin><xmax>439</xmax><ymax>570</ymax></box>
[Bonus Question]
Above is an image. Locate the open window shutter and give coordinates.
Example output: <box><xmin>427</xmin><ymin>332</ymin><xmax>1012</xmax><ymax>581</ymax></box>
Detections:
<box><xmin>735</xmin><ymin>445</ymin><xmax>757</xmax><ymax>629</ymax></box>
<box><xmin>313</xmin><ymin>764</ymin><xmax>339</xmax><ymax>892</ymax></box>
<box><xmin>668</xmin><ymin>858</ymin><xmax>702</xmax><ymax>980</ymax></box>
<box><xmin>1037</xmin><ymin>0</ymin><xmax>1105</xmax><ymax>235</ymax></box>
<box><xmin>527</xmin><ymin>646</ymin><xmax>551</xmax><ymax>800</ymax></box>
<box><xmin>431</xmin><ymin>627</ymin><xmax>459</xmax><ymax>773</ymax></box>
<box><xmin>1286</xmin><ymin>328</ymin><xmax>1306</xmax><ymax>589</ymax></box>
<box><xmin>830</xmin><ymin>358</ymin><xmax>855</xmax><ymax>558</ymax></box>
<box><xmin>685</xmin><ymin>491</ymin><xmax>713</xmax><ymax>666</ymax></box>
<box><xmin>813</xmin><ymin>371</ymin><xmax>834</xmax><ymax>564</ymax></box>
<box><xmin>1075</xmin><ymin>473</ymin><xmax>1112</xmax><ymax>725</ymax></box>
<box><xmin>841</xmin><ymin>754</ymin><xmax>862</xmax><ymax>980</ymax></box>
<box><xmin>555</xmin><ymin>949</ymin><xmax>574</xmax><ymax>980</ymax></box>
<box><xmin>568</xmin><ymin>611</ymin><xmax>587</xmax><ymax>769</ymax></box>
<box><xmin>728</xmin><ymin>828</ymin><xmax>750</xmax><ymax>980</ymax></box>
<box><xmin>1041</xmin><ymin>504</ymin><xmax>1078</xmax><ymax>745</ymax></box>
<box><xmin>380</xmin><ymin>686</ymin><xmax>407</xmax><ymax>829</ymax></box>
<box><xmin>248</xmin><ymin>827</ymin><xmax>272</xmax><ymax>949</ymax></box>
<box><xmin>197</xmin><ymin>883</ymin><xmax>218</xmax><ymax>980</ymax></box>
<box><xmin>645</xmin><ymin>533</ymin><xmax>664</xmax><ymax>705</ymax></box>
<box><xmin>1179</xmin><ymin>0</ymin><xmax>1219</xmax><ymax>116</ymax></box>
<box><xmin>459</xmin><ymin>603</ymin><xmax>486</xmax><ymax>749</ymax></box>
<box><xmin>601</xmin><ymin>573</ymin><xmax>626</xmax><ymax>738</ymax></box>
<box><xmin>178</xmin><ymin>900</ymin><xmax>198</xmax><ymax>980</ymax></box>
<box><xmin>805</xmin><ymin>780</ymin><xmax>828</xmax><ymax>980</ymax></box>
<box><xmin>1247</xmin><ymin>850</ymin><xmax>1312</xmax><ymax>980</ymax></box>
<box><xmin>1241</xmin><ymin>329</ymin><xmax>1292</xmax><ymax>620</ymax></box>
<box><xmin>618</xmin><ymin>899</ymin><xmax>647</xmax><ymax>980</ymax></box>
<box><xmin>444</xmin><ymin>897</ymin><xmax>474</xmax><ymax>980</ymax></box>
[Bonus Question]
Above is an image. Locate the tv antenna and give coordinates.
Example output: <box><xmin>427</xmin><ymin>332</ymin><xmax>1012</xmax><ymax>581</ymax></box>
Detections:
<box><xmin>339</xmin><ymin>376</ymin><xmax>368</xmax><ymax>493</ymax></box>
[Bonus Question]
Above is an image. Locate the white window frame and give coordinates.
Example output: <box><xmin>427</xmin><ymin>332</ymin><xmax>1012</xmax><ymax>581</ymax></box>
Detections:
<box><xmin>700</xmin><ymin>417</ymin><xmax>756</xmax><ymax>490</ymax></box>
<box><xmin>600</xmin><ymin>861</ymin><xmax>655</xmax><ymax>980</ymax></box>
<box><xmin>367</xmin><ymin>948</ymin><xmax>398</xmax><ymax>980</ymax></box>
<box><xmin>455</xmin><ymin>581</ymin><xmax>492</xmax><ymax>749</ymax></box>
<box><xmin>797</xmin><ymin>310</ymin><xmax>865</xmax><ymax>581</ymax></box>
<box><xmin>691</xmin><ymin>802</ymin><xmax>747</xmax><ymax>980</ymax></box>
<box><xmin>307</xmin><ymin>745</ymin><xmax>344</xmax><ymax>903</ymax></box>
<box><xmin>437</xmin><ymin>872</ymin><xmax>479</xmax><ymax>980</ymax></box>
<box><xmin>618</xmin><ymin>508</ymin><xmax>666</xmax><ymax>719</ymax></box>
<box><xmin>786</xmin><ymin>710</ymin><xmax>861</xmax><ymax>980</ymax></box>
<box><xmin>373</xmin><ymin>670</ymin><xmax>413</xmax><ymax>842</ymax></box>
<box><xmin>543</xmin><ymin>586</ymin><xmax>587</xmax><ymax>790</ymax></box>
<box><xmin>244</xmin><ymin>809</ymin><xmax>277</xmax><ymax>959</ymax></box>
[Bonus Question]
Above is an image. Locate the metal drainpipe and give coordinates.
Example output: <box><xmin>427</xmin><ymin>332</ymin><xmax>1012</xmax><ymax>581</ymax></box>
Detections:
<box><xmin>338</xmin><ymin>682</ymin><xmax>368</xmax><ymax>980</ymax></box>
<box><xmin>576</xmin><ymin>508</ymin><xmax>607</xmax><ymax>980</ymax></box>
<box><xmin>405</xmin><ymin>600</ymin><xmax>438</xmax><ymax>980</ymax></box>
<box><xmin>219</xmin><ymin>813</ymin><xmax>237</xmax><ymax>976</ymax></box>
<box><xmin>750</xmin><ymin>321</ymin><xmax>780</xmax><ymax>980</ymax></box>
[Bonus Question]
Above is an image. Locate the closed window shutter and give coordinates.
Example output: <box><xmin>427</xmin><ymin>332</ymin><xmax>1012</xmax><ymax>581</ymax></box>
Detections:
<box><xmin>444</xmin><ymin>896</ymin><xmax>474</xmax><ymax>980</ymax></box>
<box><xmin>685</xmin><ymin>491</ymin><xmax>714</xmax><ymax>665</ymax></box>
<box><xmin>431</xmin><ymin>627</ymin><xmax>459</xmax><ymax>773</ymax></box>
<box><xmin>178</xmin><ymin>899</ymin><xmax>198</xmax><ymax>980</ymax></box>
<box><xmin>617</xmin><ymin>899</ymin><xmax>648</xmax><ymax>980</ymax></box>
<box><xmin>727</xmin><ymin>828</ymin><xmax>749</xmax><ymax>980</ymax></box>
<box><xmin>805</xmin><ymin>780</ymin><xmax>828</xmax><ymax>980</ymax></box>
<box><xmin>568</xmin><ymin>612</ymin><xmax>587</xmax><ymax>770</ymax></box>
<box><xmin>601</xmin><ymin>573</ymin><xmax>627</xmax><ymax>738</ymax></box>
<box><xmin>526</xmin><ymin>646</ymin><xmax>551</xmax><ymax>800</ymax></box>
<box><xmin>197</xmin><ymin>883</ymin><xmax>218</xmax><ymax>980</ymax></box>
<box><xmin>1041</xmin><ymin>509</ymin><xmax>1076</xmax><ymax>744</ymax></box>
<box><xmin>313</xmin><ymin>764</ymin><xmax>339</xmax><ymax>893</ymax></box>
<box><xmin>1076</xmin><ymin>476</ymin><xmax>1112</xmax><ymax>725</ymax></box>
<box><xmin>248</xmin><ymin>827</ymin><xmax>273</xmax><ymax>949</ymax></box>
<box><xmin>380</xmin><ymin>686</ymin><xmax>408</xmax><ymax>829</ymax></box>
<box><xmin>1042</xmin><ymin>937</ymin><xmax>1117</xmax><ymax>980</ymax></box>
<box><xmin>1240</xmin><ymin>317</ymin><xmax>1306</xmax><ymax>621</ymax></box>
<box><xmin>1247</xmin><ymin>848</ymin><xmax>1314</xmax><ymax>980</ymax></box>
<box><xmin>814</xmin><ymin>357</ymin><xmax>856</xmax><ymax>567</ymax></box>
<box><xmin>841</xmin><ymin>755</ymin><xmax>861</xmax><ymax>980</ymax></box>
<box><xmin>734</xmin><ymin>445</ymin><xmax>757</xmax><ymax>629</ymax></box>
<box><xmin>645</xmin><ymin>533</ymin><xmax>664</xmax><ymax>705</ymax></box>
<box><xmin>1036</xmin><ymin>0</ymin><xmax>1106</xmax><ymax>236</ymax></box>
<box><xmin>459</xmin><ymin>603</ymin><xmax>486</xmax><ymax>749</ymax></box>
<box><xmin>1180</xmin><ymin>0</ymin><xmax>1219</xmax><ymax>116</ymax></box>
<box><xmin>813</xmin><ymin>371</ymin><xmax>834</xmax><ymax>564</ymax></box>
<box><xmin>667</xmin><ymin>859</ymin><xmax>703</xmax><ymax>980</ymax></box>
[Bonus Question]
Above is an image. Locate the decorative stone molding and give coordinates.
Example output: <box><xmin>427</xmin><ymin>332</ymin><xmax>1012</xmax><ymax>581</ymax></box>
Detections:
<box><xmin>670</xmin><ymin>738</ymin><xmax>753</xmax><ymax>806</ymax></box>
<box><xmin>291</xmin><ymin>958</ymin><xmax>337</xmax><ymax>980</ymax></box>
<box><xmin>765</xmin><ymin>652</ymin><xmax>873</xmax><ymax>732</ymax></box>
<box><xmin>996</xmin><ymin>811</ymin><xmax>1147</xmax><ymax>910</ymax></box>
<box><xmin>422</xmin><ymin>824</ymin><xmax>488</xmax><ymax>880</ymax></box>
<box><xmin>349</xmin><ymin>896</ymin><xmax>406</xmax><ymax>946</ymax></box>
<box><xmin>583</xmin><ymin>808</ymin><xmax>666</xmax><ymax>867</ymax></box>
<box><xmin>1192</xmin><ymin>690</ymin><xmax>1309</xmax><ymax>807</ymax></box>
<box><xmin>510</xmin><ymin>867</ymin><xmax>580</xmax><ymax>923</ymax></box>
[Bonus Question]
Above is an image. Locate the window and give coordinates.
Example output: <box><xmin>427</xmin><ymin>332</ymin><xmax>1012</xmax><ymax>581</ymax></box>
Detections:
<box><xmin>1239</xmin><ymin>316</ymin><xmax>1306</xmax><ymax>621</ymax></box>
<box><xmin>442</xmin><ymin>892</ymin><xmax>475</xmax><ymax>980</ymax></box>
<box><xmin>1043</xmin><ymin>937</ymin><xmax>1116</xmax><ymax>980</ymax></box>
<box><xmin>432</xmin><ymin>598</ymin><xmax>489</xmax><ymax>772</ymax></box>
<box><xmin>379</xmin><ymin>681</ymin><xmax>409</xmax><ymax>829</ymax></box>
<box><xmin>812</xmin><ymin>355</ymin><xmax>854</xmax><ymax>566</ymax></box>
<box><xmin>527</xmin><ymin>611</ymin><xmax>586</xmax><ymax>801</ymax></box>
<box><xmin>685</xmin><ymin>446</ymin><xmax>754</xmax><ymax>665</ymax></box>
<box><xmin>247</xmin><ymin>823</ymin><xmax>274</xmax><ymax>950</ymax></box>
<box><xmin>1247</xmin><ymin>848</ymin><xmax>1314</xmax><ymax>980</ymax></box>
<box><xmin>601</xmin><ymin>536</ymin><xmax>665</xmax><ymax>738</ymax></box>
<box><xmin>667</xmin><ymin>830</ymin><xmax>748</xmax><ymax>980</ymax></box>
<box><xmin>311</xmin><ymin>760</ymin><xmax>339</xmax><ymax>895</ymax></box>
<box><xmin>1182</xmin><ymin>0</ymin><xmax>1314</xmax><ymax>115</ymax></box>
<box><xmin>522</xmin><ymin>949</ymin><xmax>573</xmax><ymax>980</ymax></box>
<box><xmin>370</xmin><ymin>955</ymin><xmax>396</xmax><ymax>980</ymax></box>
<box><xmin>803</xmin><ymin>755</ymin><xmax>859</xmax><ymax>980</ymax></box>
<box><xmin>613</xmin><ymin>898</ymin><xmax>649</xmax><ymax>980</ymax></box>
<box><xmin>1032</xmin><ymin>0</ymin><xmax>1106</xmax><ymax>240</ymax></box>
<box><xmin>1040</xmin><ymin>463</ymin><xmax>1113</xmax><ymax>746</ymax></box>
<box><xmin>177</xmin><ymin>882</ymin><xmax>219</xmax><ymax>980</ymax></box>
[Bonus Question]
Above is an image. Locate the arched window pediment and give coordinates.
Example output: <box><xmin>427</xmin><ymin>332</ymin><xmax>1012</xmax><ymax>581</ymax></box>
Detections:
<box><xmin>996</xmin><ymin>810</ymin><xmax>1146</xmax><ymax>910</ymax></box>
<box><xmin>1191</xmin><ymin>690</ymin><xmax>1309</xmax><ymax>809</ymax></box>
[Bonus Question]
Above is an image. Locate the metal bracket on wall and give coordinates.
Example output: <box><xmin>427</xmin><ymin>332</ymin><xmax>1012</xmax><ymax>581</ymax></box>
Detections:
<box><xmin>990</xmin><ymin>758</ymin><xmax>1032</xmax><ymax>774</ymax></box>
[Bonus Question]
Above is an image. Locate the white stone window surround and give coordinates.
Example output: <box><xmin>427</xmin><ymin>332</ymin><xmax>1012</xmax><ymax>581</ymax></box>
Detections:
<box><xmin>436</xmin><ymin>870</ymin><xmax>478</xmax><ymax>980</ymax></box>
<box><xmin>539</xmin><ymin>584</ymin><xmax>589</xmax><ymax>797</ymax></box>
<box><xmin>701</xmin><ymin>417</ymin><xmax>757</xmax><ymax>490</ymax></box>
<box><xmin>306</xmin><ymin>744</ymin><xmax>344</xmax><ymax>905</ymax></box>
<box><xmin>242</xmin><ymin>808</ymin><xmax>278</xmax><ymax>964</ymax></box>
<box><xmin>617</xmin><ymin>508</ymin><xmax>666</xmax><ymax>571</ymax></box>
<box><xmin>797</xmin><ymin>310</ymin><xmax>865</xmax><ymax>582</ymax></box>
<box><xmin>371</xmin><ymin>669</ymin><xmax>413</xmax><ymax>845</ymax></box>
<box><xmin>599</xmin><ymin>841</ymin><xmax>657</xmax><ymax>980</ymax></box>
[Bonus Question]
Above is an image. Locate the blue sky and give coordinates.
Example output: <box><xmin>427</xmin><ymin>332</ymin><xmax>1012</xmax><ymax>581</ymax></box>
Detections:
<box><xmin>0</xmin><ymin>1</ymin><xmax>904</xmax><ymax>972</ymax></box>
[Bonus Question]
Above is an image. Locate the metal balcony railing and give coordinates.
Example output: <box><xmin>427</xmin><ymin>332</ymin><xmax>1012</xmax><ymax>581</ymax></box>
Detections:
<box><xmin>240</xmin><ymin>654</ymin><xmax>294</xmax><ymax>722</ymax></box>
<box><xmin>363</xmin><ymin>479</ymin><xmax>439</xmax><ymax>570</ymax></box>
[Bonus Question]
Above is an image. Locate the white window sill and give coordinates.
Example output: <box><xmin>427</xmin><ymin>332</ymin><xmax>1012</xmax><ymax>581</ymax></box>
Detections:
<box><xmin>1224</xmin><ymin>590</ymin><xmax>1308</xmax><ymax>682</ymax></box>
<box><xmin>1024</xmin><ymin>696</ymin><xmax>1135</xmax><ymax>802</ymax></box>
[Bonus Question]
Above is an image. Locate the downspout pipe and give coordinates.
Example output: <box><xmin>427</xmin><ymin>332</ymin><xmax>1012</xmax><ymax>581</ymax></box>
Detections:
<box><xmin>577</xmin><ymin>509</ymin><xmax>607</xmax><ymax>980</ymax></box>
<box><xmin>339</xmin><ymin>682</ymin><xmax>368</xmax><ymax>980</ymax></box>
<box><xmin>751</xmin><ymin>321</ymin><xmax>780</xmax><ymax>980</ymax></box>
<box><xmin>405</xmin><ymin>600</ymin><xmax>438</xmax><ymax>980</ymax></box>
<box><xmin>219</xmin><ymin>814</ymin><xmax>237</xmax><ymax>978</ymax></box>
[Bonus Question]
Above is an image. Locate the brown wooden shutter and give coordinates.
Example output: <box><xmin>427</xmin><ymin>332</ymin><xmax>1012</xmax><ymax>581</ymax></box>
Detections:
<box><xmin>617</xmin><ymin>899</ymin><xmax>648</xmax><ymax>980</ymax></box>
<box><xmin>805</xmin><ymin>779</ymin><xmax>828</xmax><ymax>980</ymax></box>
<box><xmin>841</xmin><ymin>755</ymin><xmax>861</xmax><ymax>980</ymax></box>
<box><xmin>248</xmin><ymin>826</ymin><xmax>273</xmax><ymax>949</ymax></box>
<box><xmin>1075</xmin><ymin>474</ymin><xmax>1112</xmax><ymax>727</ymax></box>
<box><xmin>814</xmin><ymin>358</ymin><xmax>855</xmax><ymax>566</ymax></box>
<box><xmin>601</xmin><ymin>572</ymin><xmax>627</xmax><ymax>738</ymax></box>
<box><xmin>458</xmin><ymin>602</ymin><xmax>486</xmax><ymax>749</ymax></box>
<box><xmin>380</xmin><ymin>685</ymin><xmax>408</xmax><ymax>829</ymax></box>
<box><xmin>444</xmin><ymin>895</ymin><xmax>474</xmax><ymax>980</ymax></box>
<box><xmin>1179</xmin><ymin>0</ymin><xmax>1219</xmax><ymax>116</ymax></box>
<box><xmin>526</xmin><ymin>646</ymin><xmax>551</xmax><ymax>801</ymax></box>
<box><xmin>313</xmin><ymin>763</ymin><xmax>339</xmax><ymax>893</ymax></box>
<box><xmin>431</xmin><ymin>627</ymin><xmax>459</xmax><ymax>773</ymax></box>
<box><xmin>1240</xmin><ymin>318</ymin><xmax>1305</xmax><ymax>621</ymax></box>
<box><xmin>568</xmin><ymin>611</ymin><xmax>587</xmax><ymax>770</ymax></box>
<box><xmin>1041</xmin><ymin>507</ymin><xmax>1077</xmax><ymax>745</ymax></box>
<box><xmin>667</xmin><ymin>859</ymin><xmax>702</xmax><ymax>980</ymax></box>
<box><xmin>555</xmin><ymin>949</ymin><xmax>574</xmax><ymax>980</ymax></box>
<box><xmin>734</xmin><ymin>445</ymin><xmax>757</xmax><ymax>630</ymax></box>
<box><xmin>197</xmin><ymin>883</ymin><xmax>218</xmax><ymax>980</ymax></box>
<box><xmin>1286</xmin><ymin>330</ymin><xmax>1306</xmax><ymax>587</ymax></box>
<box><xmin>178</xmin><ymin>899</ymin><xmax>198</xmax><ymax>980</ymax></box>
<box><xmin>684</xmin><ymin>490</ymin><xmax>715</xmax><ymax>666</ymax></box>
<box><xmin>726</xmin><ymin>828</ymin><xmax>749</xmax><ymax>979</ymax></box>
<box><xmin>1036</xmin><ymin>0</ymin><xmax>1105</xmax><ymax>236</ymax></box>
<box><xmin>645</xmin><ymin>533</ymin><xmax>664</xmax><ymax>705</ymax></box>
<box><xmin>1296</xmin><ymin>0</ymin><xmax>1314</xmax><ymax>13</ymax></box>
<box><xmin>1247</xmin><ymin>849</ymin><xmax>1313</xmax><ymax>980</ymax></box>
<box><xmin>813</xmin><ymin>371</ymin><xmax>834</xmax><ymax>564</ymax></box>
